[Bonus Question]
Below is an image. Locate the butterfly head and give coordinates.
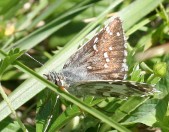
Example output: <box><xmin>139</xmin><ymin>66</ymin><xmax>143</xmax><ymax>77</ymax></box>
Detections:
<box><xmin>44</xmin><ymin>71</ymin><xmax>68</xmax><ymax>88</ymax></box>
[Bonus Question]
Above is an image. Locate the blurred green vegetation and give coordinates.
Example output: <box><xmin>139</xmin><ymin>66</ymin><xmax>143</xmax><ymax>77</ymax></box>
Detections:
<box><xmin>0</xmin><ymin>0</ymin><xmax>169</xmax><ymax>132</ymax></box>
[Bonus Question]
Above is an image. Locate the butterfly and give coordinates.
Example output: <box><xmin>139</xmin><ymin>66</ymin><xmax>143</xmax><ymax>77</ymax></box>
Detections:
<box><xmin>44</xmin><ymin>17</ymin><xmax>157</xmax><ymax>98</ymax></box>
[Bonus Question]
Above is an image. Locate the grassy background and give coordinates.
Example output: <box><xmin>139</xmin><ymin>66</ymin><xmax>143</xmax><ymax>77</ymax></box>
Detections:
<box><xmin>0</xmin><ymin>0</ymin><xmax>168</xmax><ymax>131</ymax></box>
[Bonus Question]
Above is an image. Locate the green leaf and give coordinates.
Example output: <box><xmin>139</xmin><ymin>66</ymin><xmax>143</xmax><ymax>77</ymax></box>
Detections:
<box><xmin>0</xmin><ymin>49</ymin><xmax>24</xmax><ymax>76</ymax></box>
<box><xmin>9</xmin><ymin>1</ymin><xmax>99</xmax><ymax>51</ymax></box>
<box><xmin>153</xmin><ymin>62</ymin><xmax>167</xmax><ymax>77</ymax></box>
<box><xmin>120</xmin><ymin>0</ymin><xmax>164</xmax><ymax>30</ymax></box>
<box><xmin>49</xmin><ymin>105</ymin><xmax>80</xmax><ymax>131</ymax></box>
<box><xmin>0</xmin><ymin>121</ymin><xmax>22</xmax><ymax>132</ymax></box>
<box><xmin>122</xmin><ymin>99</ymin><xmax>158</xmax><ymax>126</ymax></box>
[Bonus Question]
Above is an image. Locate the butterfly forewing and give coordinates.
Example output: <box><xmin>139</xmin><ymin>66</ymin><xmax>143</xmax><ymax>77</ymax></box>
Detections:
<box><xmin>63</xmin><ymin>17</ymin><xmax>127</xmax><ymax>81</ymax></box>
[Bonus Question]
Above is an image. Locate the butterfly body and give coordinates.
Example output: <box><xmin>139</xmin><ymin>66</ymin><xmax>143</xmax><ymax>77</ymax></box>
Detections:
<box><xmin>45</xmin><ymin>17</ymin><xmax>157</xmax><ymax>97</ymax></box>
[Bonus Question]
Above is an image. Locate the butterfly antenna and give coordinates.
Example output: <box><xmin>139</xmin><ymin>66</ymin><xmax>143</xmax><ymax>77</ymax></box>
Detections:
<box><xmin>25</xmin><ymin>52</ymin><xmax>44</xmax><ymax>66</ymax></box>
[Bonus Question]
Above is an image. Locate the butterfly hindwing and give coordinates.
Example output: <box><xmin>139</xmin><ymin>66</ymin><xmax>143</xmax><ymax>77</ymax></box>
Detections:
<box><xmin>68</xmin><ymin>80</ymin><xmax>156</xmax><ymax>97</ymax></box>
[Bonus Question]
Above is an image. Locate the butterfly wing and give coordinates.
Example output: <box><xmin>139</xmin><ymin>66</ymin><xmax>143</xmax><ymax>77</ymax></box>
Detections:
<box><xmin>46</xmin><ymin>17</ymin><xmax>158</xmax><ymax>98</ymax></box>
<box><xmin>63</xmin><ymin>17</ymin><xmax>127</xmax><ymax>81</ymax></box>
<box><xmin>68</xmin><ymin>80</ymin><xmax>157</xmax><ymax>97</ymax></box>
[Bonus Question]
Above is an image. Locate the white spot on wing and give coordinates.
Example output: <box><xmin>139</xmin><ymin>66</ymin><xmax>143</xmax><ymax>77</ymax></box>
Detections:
<box><xmin>93</xmin><ymin>44</ymin><xmax>98</xmax><ymax>51</ymax></box>
<box><xmin>104</xmin><ymin>25</ymin><xmax>108</xmax><ymax>30</ymax></box>
<box><xmin>94</xmin><ymin>37</ymin><xmax>98</xmax><ymax>43</ymax></box>
<box><xmin>116</xmin><ymin>32</ymin><xmax>120</xmax><ymax>36</ymax></box>
<box><xmin>106</xmin><ymin>58</ymin><xmax>110</xmax><ymax>62</ymax></box>
<box><xmin>104</xmin><ymin>63</ymin><xmax>108</xmax><ymax>68</ymax></box>
<box><xmin>123</xmin><ymin>59</ymin><xmax>126</xmax><ymax>63</ymax></box>
<box><xmin>124</xmin><ymin>36</ymin><xmax>128</xmax><ymax>41</ymax></box>
<box><xmin>109</xmin><ymin>46</ymin><xmax>113</xmax><ymax>50</ymax></box>
<box><xmin>122</xmin><ymin>63</ymin><xmax>128</xmax><ymax>71</ymax></box>
<box><xmin>87</xmin><ymin>66</ymin><xmax>92</xmax><ymax>69</ymax></box>
<box><xmin>113</xmin><ymin>74</ymin><xmax>119</xmax><ymax>78</ymax></box>
<box><xmin>106</xmin><ymin>26</ymin><xmax>113</xmax><ymax>35</ymax></box>
<box><xmin>124</xmin><ymin>43</ymin><xmax>127</xmax><ymax>48</ymax></box>
<box><xmin>123</xmin><ymin>74</ymin><xmax>127</xmax><ymax>80</ymax></box>
<box><xmin>104</xmin><ymin>52</ymin><xmax>108</xmax><ymax>58</ymax></box>
<box><xmin>106</xmin><ymin>26</ymin><xmax>110</xmax><ymax>33</ymax></box>
<box><xmin>124</xmin><ymin>50</ymin><xmax>127</xmax><ymax>56</ymax></box>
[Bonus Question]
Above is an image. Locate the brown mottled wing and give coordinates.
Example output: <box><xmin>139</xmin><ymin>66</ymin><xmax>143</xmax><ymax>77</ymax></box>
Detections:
<box><xmin>63</xmin><ymin>17</ymin><xmax>127</xmax><ymax>80</ymax></box>
<box><xmin>68</xmin><ymin>80</ymin><xmax>157</xmax><ymax>97</ymax></box>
